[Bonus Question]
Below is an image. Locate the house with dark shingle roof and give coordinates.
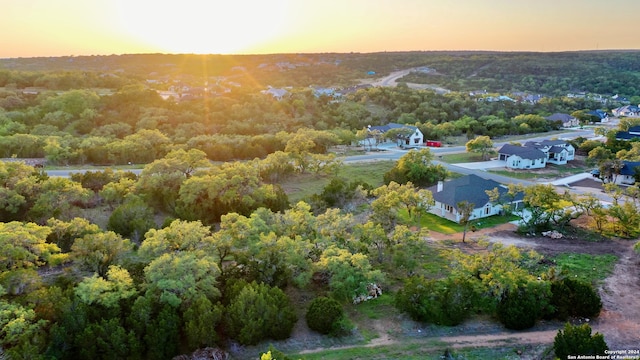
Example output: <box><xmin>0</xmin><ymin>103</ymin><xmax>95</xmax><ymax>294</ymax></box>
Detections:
<box><xmin>616</xmin><ymin>161</ymin><xmax>640</xmax><ymax>185</ymax></box>
<box><xmin>524</xmin><ymin>140</ymin><xmax>575</xmax><ymax>165</ymax></box>
<box><xmin>498</xmin><ymin>144</ymin><xmax>547</xmax><ymax>169</ymax></box>
<box><xmin>427</xmin><ymin>174</ymin><xmax>524</xmax><ymax>223</ymax></box>
<box><xmin>615</xmin><ymin>125</ymin><xmax>640</xmax><ymax>141</ymax></box>
<box><xmin>368</xmin><ymin>123</ymin><xmax>423</xmax><ymax>148</ymax></box>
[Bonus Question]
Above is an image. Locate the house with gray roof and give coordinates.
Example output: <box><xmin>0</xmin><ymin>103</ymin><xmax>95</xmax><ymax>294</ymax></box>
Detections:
<box><xmin>368</xmin><ymin>123</ymin><xmax>423</xmax><ymax>148</ymax></box>
<box><xmin>545</xmin><ymin>113</ymin><xmax>579</xmax><ymax>128</ymax></box>
<box><xmin>427</xmin><ymin>174</ymin><xmax>523</xmax><ymax>223</ymax></box>
<box><xmin>524</xmin><ymin>140</ymin><xmax>575</xmax><ymax>165</ymax></box>
<box><xmin>612</xmin><ymin>105</ymin><xmax>640</xmax><ymax>117</ymax></box>
<box><xmin>498</xmin><ymin>144</ymin><xmax>547</xmax><ymax>169</ymax></box>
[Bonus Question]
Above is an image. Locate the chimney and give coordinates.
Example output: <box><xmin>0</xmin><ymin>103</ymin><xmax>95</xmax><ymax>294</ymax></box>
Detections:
<box><xmin>437</xmin><ymin>181</ymin><xmax>443</xmax><ymax>192</ymax></box>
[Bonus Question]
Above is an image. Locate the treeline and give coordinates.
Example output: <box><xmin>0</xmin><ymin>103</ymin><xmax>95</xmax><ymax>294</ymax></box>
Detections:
<box><xmin>398</xmin><ymin>51</ymin><xmax>640</xmax><ymax>97</ymax></box>
<box><xmin>1</xmin><ymin>72</ymin><xmax>612</xmax><ymax>166</ymax></box>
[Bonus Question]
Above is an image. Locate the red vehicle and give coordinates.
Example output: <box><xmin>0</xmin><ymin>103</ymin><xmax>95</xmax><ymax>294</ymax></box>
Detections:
<box><xmin>425</xmin><ymin>140</ymin><xmax>442</xmax><ymax>147</ymax></box>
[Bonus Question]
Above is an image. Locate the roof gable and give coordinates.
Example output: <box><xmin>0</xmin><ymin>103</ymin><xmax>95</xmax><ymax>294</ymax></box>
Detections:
<box><xmin>428</xmin><ymin>174</ymin><xmax>509</xmax><ymax>210</ymax></box>
<box><xmin>498</xmin><ymin>144</ymin><xmax>546</xmax><ymax>160</ymax></box>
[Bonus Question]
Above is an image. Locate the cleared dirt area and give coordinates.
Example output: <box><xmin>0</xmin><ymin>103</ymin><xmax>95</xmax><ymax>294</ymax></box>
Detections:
<box><xmin>295</xmin><ymin>225</ymin><xmax>638</xmax><ymax>358</ymax></box>
<box><xmin>430</xmin><ymin>224</ymin><xmax>639</xmax><ymax>352</ymax></box>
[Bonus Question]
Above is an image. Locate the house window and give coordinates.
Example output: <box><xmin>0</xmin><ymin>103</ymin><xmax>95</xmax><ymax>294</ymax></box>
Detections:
<box><xmin>485</xmin><ymin>204</ymin><xmax>491</xmax><ymax>215</ymax></box>
<box><xmin>414</xmin><ymin>138</ymin><xmax>420</xmax><ymax>144</ymax></box>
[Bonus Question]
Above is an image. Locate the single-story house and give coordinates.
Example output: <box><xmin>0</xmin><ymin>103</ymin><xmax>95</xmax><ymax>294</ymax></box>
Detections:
<box><xmin>545</xmin><ymin>113</ymin><xmax>580</xmax><ymax>128</ymax></box>
<box><xmin>612</xmin><ymin>105</ymin><xmax>640</xmax><ymax>117</ymax></box>
<box><xmin>615</xmin><ymin>125</ymin><xmax>640</xmax><ymax>141</ymax></box>
<box><xmin>368</xmin><ymin>123</ymin><xmax>423</xmax><ymax>147</ymax></box>
<box><xmin>498</xmin><ymin>144</ymin><xmax>547</xmax><ymax>169</ymax></box>
<box><xmin>587</xmin><ymin>110</ymin><xmax>609</xmax><ymax>122</ymax></box>
<box><xmin>427</xmin><ymin>174</ymin><xmax>523</xmax><ymax>223</ymax></box>
<box><xmin>616</xmin><ymin>161</ymin><xmax>640</xmax><ymax>185</ymax></box>
<box><xmin>524</xmin><ymin>140</ymin><xmax>575</xmax><ymax>165</ymax></box>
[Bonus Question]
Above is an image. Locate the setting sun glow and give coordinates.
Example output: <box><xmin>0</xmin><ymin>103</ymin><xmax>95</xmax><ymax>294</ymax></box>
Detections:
<box><xmin>112</xmin><ymin>0</ymin><xmax>291</xmax><ymax>54</ymax></box>
<box><xmin>1</xmin><ymin>0</ymin><xmax>639</xmax><ymax>58</ymax></box>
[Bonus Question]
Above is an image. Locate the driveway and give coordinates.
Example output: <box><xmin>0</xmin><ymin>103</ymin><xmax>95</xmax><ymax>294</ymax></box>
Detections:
<box><xmin>453</xmin><ymin>160</ymin><xmax>506</xmax><ymax>170</ymax></box>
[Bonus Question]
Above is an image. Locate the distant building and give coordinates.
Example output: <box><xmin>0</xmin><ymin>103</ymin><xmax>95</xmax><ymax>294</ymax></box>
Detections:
<box><xmin>368</xmin><ymin>123</ymin><xmax>423</xmax><ymax>148</ymax></box>
<box><xmin>545</xmin><ymin>113</ymin><xmax>579</xmax><ymax>128</ymax></box>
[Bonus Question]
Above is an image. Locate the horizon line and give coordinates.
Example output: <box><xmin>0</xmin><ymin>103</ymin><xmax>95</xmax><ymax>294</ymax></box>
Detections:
<box><xmin>3</xmin><ymin>48</ymin><xmax>640</xmax><ymax>60</ymax></box>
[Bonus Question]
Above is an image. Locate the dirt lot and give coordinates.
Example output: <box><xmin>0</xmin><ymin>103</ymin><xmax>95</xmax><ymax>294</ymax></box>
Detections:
<box><xmin>430</xmin><ymin>224</ymin><xmax>640</xmax><ymax>352</ymax></box>
<box><xmin>231</xmin><ymin>224</ymin><xmax>640</xmax><ymax>359</ymax></box>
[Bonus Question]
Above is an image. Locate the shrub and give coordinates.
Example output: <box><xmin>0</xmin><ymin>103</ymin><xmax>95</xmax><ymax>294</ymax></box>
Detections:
<box><xmin>496</xmin><ymin>281</ymin><xmax>551</xmax><ymax>330</ymax></box>
<box><xmin>551</xmin><ymin>278</ymin><xmax>602</xmax><ymax>320</ymax></box>
<box><xmin>306</xmin><ymin>297</ymin><xmax>351</xmax><ymax>336</ymax></box>
<box><xmin>107</xmin><ymin>196</ymin><xmax>156</xmax><ymax>243</ymax></box>
<box><xmin>395</xmin><ymin>276</ymin><xmax>476</xmax><ymax>326</ymax></box>
<box><xmin>554</xmin><ymin>323</ymin><xmax>608</xmax><ymax>360</ymax></box>
<box><xmin>225</xmin><ymin>282</ymin><xmax>297</xmax><ymax>345</ymax></box>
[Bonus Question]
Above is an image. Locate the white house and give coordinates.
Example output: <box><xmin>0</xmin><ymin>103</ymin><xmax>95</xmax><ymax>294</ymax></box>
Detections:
<box><xmin>613</xmin><ymin>161</ymin><xmax>640</xmax><ymax>185</ymax></box>
<box><xmin>368</xmin><ymin>123</ymin><xmax>423</xmax><ymax>148</ymax></box>
<box><xmin>498</xmin><ymin>144</ymin><xmax>547</xmax><ymax>169</ymax></box>
<box><xmin>525</xmin><ymin>140</ymin><xmax>575</xmax><ymax>165</ymax></box>
<box><xmin>427</xmin><ymin>174</ymin><xmax>523</xmax><ymax>223</ymax></box>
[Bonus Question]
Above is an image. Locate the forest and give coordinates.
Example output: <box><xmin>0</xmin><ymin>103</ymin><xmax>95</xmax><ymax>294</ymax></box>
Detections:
<box><xmin>1</xmin><ymin>51</ymin><xmax>640</xmax><ymax>359</ymax></box>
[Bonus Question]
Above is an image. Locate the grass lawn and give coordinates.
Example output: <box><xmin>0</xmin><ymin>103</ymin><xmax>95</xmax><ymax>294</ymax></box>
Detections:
<box><xmin>399</xmin><ymin>210</ymin><xmax>519</xmax><ymax>235</ymax></box>
<box><xmin>553</xmin><ymin>253</ymin><xmax>618</xmax><ymax>284</ymax></box>
<box><xmin>281</xmin><ymin>161</ymin><xmax>396</xmax><ymax>203</ymax></box>
<box><xmin>439</xmin><ymin>152</ymin><xmax>489</xmax><ymax>163</ymax></box>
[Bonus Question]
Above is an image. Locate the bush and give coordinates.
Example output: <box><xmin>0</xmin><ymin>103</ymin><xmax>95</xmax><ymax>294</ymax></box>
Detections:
<box><xmin>395</xmin><ymin>276</ymin><xmax>476</xmax><ymax>326</ymax></box>
<box><xmin>107</xmin><ymin>196</ymin><xmax>156</xmax><ymax>243</ymax></box>
<box><xmin>554</xmin><ymin>323</ymin><xmax>608</xmax><ymax>360</ymax></box>
<box><xmin>551</xmin><ymin>278</ymin><xmax>602</xmax><ymax>320</ymax></box>
<box><xmin>306</xmin><ymin>297</ymin><xmax>350</xmax><ymax>336</ymax></box>
<box><xmin>496</xmin><ymin>281</ymin><xmax>551</xmax><ymax>330</ymax></box>
<box><xmin>225</xmin><ymin>282</ymin><xmax>297</xmax><ymax>345</ymax></box>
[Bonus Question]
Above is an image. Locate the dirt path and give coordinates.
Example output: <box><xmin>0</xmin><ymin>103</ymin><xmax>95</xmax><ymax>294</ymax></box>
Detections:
<box><xmin>295</xmin><ymin>226</ymin><xmax>640</xmax><ymax>357</ymax></box>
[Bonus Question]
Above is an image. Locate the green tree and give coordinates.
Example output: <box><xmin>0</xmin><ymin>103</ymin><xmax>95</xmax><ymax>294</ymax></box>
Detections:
<box><xmin>28</xmin><ymin>177</ymin><xmax>93</xmax><ymax>222</ymax></box>
<box><xmin>317</xmin><ymin>245</ymin><xmax>384</xmax><ymax>302</ymax></box>
<box><xmin>138</xmin><ymin>219</ymin><xmax>215</xmax><ymax>262</ymax></box>
<box><xmin>144</xmin><ymin>252</ymin><xmax>220</xmax><ymax>308</ymax></box>
<box><xmin>107</xmin><ymin>196</ymin><xmax>156</xmax><ymax>243</ymax></box>
<box><xmin>306</xmin><ymin>296</ymin><xmax>350</xmax><ymax>336</ymax></box>
<box><xmin>71</xmin><ymin>231</ymin><xmax>133</xmax><ymax>277</ymax></box>
<box><xmin>47</xmin><ymin>217</ymin><xmax>102</xmax><ymax>253</ymax></box>
<box><xmin>225</xmin><ymin>282</ymin><xmax>297</xmax><ymax>345</ymax></box>
<box><xmin>0</xmin><ymin>221</ymin><xmax>60</xmax><ymax>271</ymax></box>
<box><xmin>182</xmin><ymin>295</ymin><xmax>223</xmax><ymax>351</ymax></box>
<box><xmin>75</xmin><ymin>265</ymin><xmax>137</xmax><ymax>308</ymax></box>
<box><xmin>465</xmin><ymin>135</ymin><xmax>495</xmax><ymax>160</ymax></box>
<box><xmin>0</xmin><ymin>290</ymin><xmax>48</xmax><ymax>358</ymax></box>
<box><xmin>496</xmin><ymin>279</ymin><xmax>551</xmax><ymax>330</ymax></box>
<box><xmin>395</xmin><ymin>275</ymin><xmax>476</xmax><ymax>326</ymax></box>
<box><xmin>554</xmin><ymin>323</ymin><xmax>608</xmax><ymax>360</ymax></box>
<box><xmin>551</xmin><ymin>278</ymin><xmax>602</xmax><ymax>320</ymax></box>
<box><xmin>457</xmin><ymin>200</ymin><xmax>475</xmax><ymax>243</ymax></box>
<box><xmin>384</xmin><ymin>148</ymin><xmax>448</xmax><ymax>187</ymax></box>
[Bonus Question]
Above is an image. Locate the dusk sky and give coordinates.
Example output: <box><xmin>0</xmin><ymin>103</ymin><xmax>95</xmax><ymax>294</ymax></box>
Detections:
<box><xmin>2</xmin><ymin>0</ymin><xmax>639</xmax><ymax>58</ymax></box>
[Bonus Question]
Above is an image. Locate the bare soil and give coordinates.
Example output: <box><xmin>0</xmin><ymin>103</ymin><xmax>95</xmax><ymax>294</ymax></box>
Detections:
<box><xmin>282</xmin><ymin>224</ymin><xmax>640</xmax><ymax>358</ymax></box>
